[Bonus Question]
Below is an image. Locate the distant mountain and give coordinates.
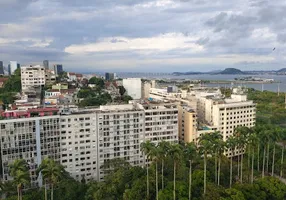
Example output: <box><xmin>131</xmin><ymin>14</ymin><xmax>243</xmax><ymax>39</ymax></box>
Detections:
<box><xmin>172</xmin><ymin>68</ymin><xmax>286</xmax><ymax>76</ymax></box>
<box><xmin>277</xmin><ymin>68</ymin><xmax>286</xmax><ymax>73</ymax></box>
<box><xmin>209</xmin><ymin>70</ymin><xmax>223</xmax><ymax>74</ymax></box>
<box><xmin>218</xmin><ymin>68</ymin><xmax>245</xmax><ymax>75</ymax></box>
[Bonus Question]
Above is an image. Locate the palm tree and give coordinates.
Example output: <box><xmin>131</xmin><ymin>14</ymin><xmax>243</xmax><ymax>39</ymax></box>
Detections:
<box><xmin>140</xmin><ymin>141</ymin><xmax>155</xmax><ymax>199</ymax></box>
<box><xmin>248</xmin><ymin>132</ymin><xmax>258</xmax><ymax>184</ymax></box>
<box><xmin>226</xmin><ymin>136</ymin><xmax>237</xmax><ymax>188</ymax></box>
<box><xmin>184</xmin><ymin>142</ymin><xmax>197</xmax><ymax>200</ymax></box>
<box><xmin>13</xmin><ymin>170</ymin><xmax>30</xmax><ymax>200</ymax></box>
<box><xmin>9</xmin><ymin>159</ymin><xmax>30</xmax><ymax>200</ymax></box>
<box><xmin>198</xmin><ymin>133</ymin><xmax>213</xmax><ymax>196</ymax></box>
<box><xmin>280</xmin><ymin>140</ymin><xmax>286</xmax><ymax>178</ymax></box>
<box><xmin>157</xmin><ymin>141</ymin><xmax>170</xmax><ymax>190</ymax></box>
<box><xmin>234</xmin><ymin>126</ymin><xmax>249</xmax><ymax>183</ymax></box>
<box><xmin>271</xmin><ymin>127</ymin><xmax>281</xmax><ymax>177</ymax></box>
<box><xmin>253</xmin><ymin>126</ymin><xmax>262</xmax><ymax>172</ymax></box>
<box><xmin>217</xmin><ymin>139</ymin><xmax>225</xmax><ymax>186</ymax></box>
<box><xmin>37</xmin><ymin>158</ymin><xmax>66</xmax><ymax>200</ymax></box>
<box><xmin>149</xmin><ymin>145</ymin><xmax>159</xmax><ymax>200</ymax></box>
<box><xmin>210</xmin><ymin>132</ymin><xmax>221</xmax><ymax>184</ymax></box>
<box><xmin>261</xmin><ymin>128</ymin><xmax>270</xmax><ymax>178</ymax></box>
<box><xmin>169</xmin><ymin>143</ymin><xmax>182</xmax><ymax>200</ymax></box>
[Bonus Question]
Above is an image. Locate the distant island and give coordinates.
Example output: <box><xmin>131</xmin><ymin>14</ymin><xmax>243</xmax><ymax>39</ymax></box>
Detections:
<box><xmin>219</xmin><ymin>68</ymin><xmax>245</xmax><ymax>75</ymax></box>
<box><xmin>172</xmin><ymin>67</ymin><xmax>286</xmax><ymax>75</ymax></box>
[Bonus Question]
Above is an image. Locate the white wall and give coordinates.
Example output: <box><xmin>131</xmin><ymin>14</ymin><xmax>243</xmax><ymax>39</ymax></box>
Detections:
<box><xmin>123</xmin><ymin>78</ymin><xmax>142</xmax><ymax>99</ymax></box>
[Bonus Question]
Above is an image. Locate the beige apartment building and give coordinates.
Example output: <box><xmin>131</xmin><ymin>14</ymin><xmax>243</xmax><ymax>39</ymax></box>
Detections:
<box><xmin>178</xmin><ymin>105</ymin><xmax>197</xmax><ymax>143</ymax></box>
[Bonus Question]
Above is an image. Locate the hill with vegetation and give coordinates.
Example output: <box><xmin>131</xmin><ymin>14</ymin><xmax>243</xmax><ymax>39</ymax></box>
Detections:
<box><xmin>219</xmin><ymin>68</ymin><xmax>245</xmax><ymax>75</ymax></box>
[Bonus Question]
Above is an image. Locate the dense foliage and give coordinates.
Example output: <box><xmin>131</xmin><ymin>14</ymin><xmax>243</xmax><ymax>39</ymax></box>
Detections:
<box><xmin>0</xmin><ymin>68</ymin><xmax>21</xmax><ymax>106</ymax></box>
<box><xmin>78</xmin><ymin>76</ymin><xmax>112</xmax><ymax>107</ymax></box>
<box><xmin>247</xmin><ymin>89</ymin><xmax>286</xmax><ymax>127</ymax></box>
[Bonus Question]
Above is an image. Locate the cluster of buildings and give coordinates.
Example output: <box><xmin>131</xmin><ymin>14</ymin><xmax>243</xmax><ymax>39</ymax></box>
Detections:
<box><xmin>0</xmin><ymin>62</ymin><xmax>256</xmax><ymax>187</ymax></box>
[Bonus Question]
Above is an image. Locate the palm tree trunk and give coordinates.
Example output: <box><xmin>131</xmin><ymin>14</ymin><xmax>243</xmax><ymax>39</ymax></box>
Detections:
<box><xmin>156</xmin><ymin>162</ymin><xmax>158</xmax><ymax>200</ymax></box>
<box><xmin>45</xmin><ymin>181</ymin><xmax>48</xmax><ymax>200</ymax></box>
<box><xmin>240</xmin><ymin>152</ymin><xmax>243</xmax><ymax>183</ymax></box>
<box><xmin>189</xmin><ymin>160</ymin><xmax>192</xmax><ymax>200</ymax></box>
<box><xmin>20</xmin><ymin>187</ymin><xmax>22</xmax><ymax>200</ymax></box>
<box><xmin>215</xmin><ymin>151</ymin><xmax>217</xmax><ymax>183</ymax></box>
<box><xmin>204</xmin><ymin>153</ymin><xmax>207</xmax><ymax>195</ymax></box>
<box><xmin>266</xmin><ymin>142</ymin><xmax>270</xmax><ymax>173</ymax></box>
<box><xmin>251</xmin><ymin>147</ymin><xmax>254</xmax><ymax>184</ymax></box>
<box><xmin>271</xmin><ymin>144</ymin><xmax>276</xmax><ymax>176</ymax></box>
<box><xmin>147</xmin><ymin>163</ymin><xmax>149</xmax><ymax>199</ymax></box>
<box><xmin>218</xmin><ymin>156</ymin><xmax>221</xmax><ymax>186</ymax></box>
<box><xmin>173</xmin><ymin>162</ymin><xmax>176</xmax><ymax>200</ymax></box>
<box><xmin>162</xmin><ymin>160</ymin><xmax>164</xmax><ymax>190</ymax></box>
<box><xmin>230</xmin><ymin>152</ymin><xmax>233</xmax><ymax>188</ymax></box>
<box><xmin>17</xmin><ymin>186</ymin><xmax>20</xmax><ymax>200</ymax></box>
<box><xmin>257</xmin><ymin>144</ymin><xmax>260</xmax><ymax>172</ymax></box>
<box><xmin>248</xmin><ymin>146</ymin><xmax>251</xmax><ymax>182</ymax></box>
<box><xmin>51</xmin><ymin>183</ymin><xmax>54</xmax><ymax>200</ymax></box>
<box><xmin>281</xmin><ymin>146</ymin><xmax>284</xmax><ymax>178</ymax></box>
<box><xmin>237</xmin><ymin>150</ymin><xmax>240</xmax><ymax>179</ymax></box>
<box><xmin>262</xmin><ymin>147</ymin><xmax>266</xmax><ymax>178</ymax></box>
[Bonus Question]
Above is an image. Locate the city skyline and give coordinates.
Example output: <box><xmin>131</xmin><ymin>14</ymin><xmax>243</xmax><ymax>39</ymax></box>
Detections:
<box><xmin>1</xmin><ymin>0</ymin><xmax>286</xmax><ymax>72</ymax></box>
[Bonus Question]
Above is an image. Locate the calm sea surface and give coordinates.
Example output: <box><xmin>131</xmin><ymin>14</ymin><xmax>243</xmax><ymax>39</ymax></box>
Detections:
<box><xmin>117</xmin><ymin>73</ymin><xmax>286</xmax><ymax>92</ymax></box>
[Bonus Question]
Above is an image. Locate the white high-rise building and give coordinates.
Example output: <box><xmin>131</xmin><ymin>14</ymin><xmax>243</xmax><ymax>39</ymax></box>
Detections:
<box><xmin>123</xmin><ymin>78</ymin><xmax>142</xmax><ymax>99</ymax></box>
<box><xmin>0</xmin><ymin>102</ymin><xmax>178</xmax><ymax>185</ymax></box>
<box><xmin>21</xmin><ymin>65</ymin><xmax>45</xmax><ymax>91</ymax></box>
<box><xmin>143</xmin><ymin>103</ymin><xmax>178</xmax><ymax>144</ymax></box>
<box><xmin>9</xmin><ymin>61</ymin><xmax>18</xmax><ymax>75</ymax></box>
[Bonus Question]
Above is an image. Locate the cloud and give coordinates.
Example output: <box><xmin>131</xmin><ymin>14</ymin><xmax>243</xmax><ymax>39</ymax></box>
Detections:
<box><xmin>1</xmin><ymin>0</ymin><xmax>286</xmax><ymax>71</ymax></box>
<box><xmin>64</xmin><ymin>33</ymin><xmax>203</xmax><ymax>54</ymax></box>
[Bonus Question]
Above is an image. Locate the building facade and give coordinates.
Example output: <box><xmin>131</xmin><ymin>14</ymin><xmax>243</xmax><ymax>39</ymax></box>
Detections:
<box><xmin>123</xmin><ymin>78</ymin><xmax>142</xmax><ymax>99</ymax></box>
<box><xmin>0</xmin><ymin>116</ymin><xmax>60</xmax><ymax>187</ymax></box>
<box><xmin>21</xmin><ymin>65</ymin><xmax>46</xmax><ymax>91</ymax></box>
<box><xmin>43</xmin><ymin>60</ymin><xmax>49</xmax><ymax>69</ymax></box>
<box><xmin>105</xmin><ymin>73</ymin><xmax>115</xmax><ymax>81</ymax></box>
<box><xmin>54</xmin><ymin>64</ymin><xmax>63</xmax><ymax>75</ymax></box>
<box><xmin>0</xmin><ymin>103</ymin><xmax>178</xmax><ymax>185</ymax></box>
<box><xmin>0</xmin><ymin>61</ymin><xmax>4</xmax><ymax>75</ymax></box>
<box><xmin>8</xmin><ymin>61</ymin><xmax>18</xmax><ymax>75</ymax></box>
<box><xmin>178</xmin><ymin>105</ymin><xmax>197</xmax><ymax>143</ymax></box>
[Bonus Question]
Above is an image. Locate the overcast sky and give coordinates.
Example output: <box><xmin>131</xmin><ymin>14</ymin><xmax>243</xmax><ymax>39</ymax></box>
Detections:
<box><xmin>1</xmin><ymin>0</ymin><xmax>286</xmax><ymax>72</ymax></box>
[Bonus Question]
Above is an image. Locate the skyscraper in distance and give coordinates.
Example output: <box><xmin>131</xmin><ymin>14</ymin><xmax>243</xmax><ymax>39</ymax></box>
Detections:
<box><xmin>105</xmin><ymin>72</ymin><xmax>115</xmax><ymax>81</ymax></box>
<box><xmin>54</xmin><ymin>64</ymin><xmax>63</xmax><ymax>75</ymax></box>
<box><xmin>0</xmin><ymin>61</ymin><xmax>4</xmax><ymax>75</ymax></box>
<box><xmin>43</xmin><ymin>60</ymin><xmax>49</xmax><ymax>69</ymax></box>
<box><xmin>9</xmin><ymin>61</ymin><xmax>17</xmax><ymax>75</ymax></box>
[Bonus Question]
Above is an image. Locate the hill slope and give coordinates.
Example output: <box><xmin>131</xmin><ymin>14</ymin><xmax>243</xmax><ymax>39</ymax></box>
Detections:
<box><xmin>219</xmin><ymin>68</ymin><xmax>245</xmax><ymax>74</ymax></box>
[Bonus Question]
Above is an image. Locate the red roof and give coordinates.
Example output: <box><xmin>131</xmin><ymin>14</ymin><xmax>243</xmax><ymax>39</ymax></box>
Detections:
<box><xmin>69</xmin><ymin>72</ymin><xmax>76</xmax><ymax>75</ymax></box>
<box><xmin>76</xmin><ymin>74</ymin><xmax>83</xmax><ymax>77</ymax></box>
<box><xmin>105</xmin><ymin>81</ymin><xmax>118</xmax><ymax>88</ymax></box>
<box><xmin>0</xmin><ymin>77</ymin><xmax>9</xmax><ymax>82</ymax></box>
